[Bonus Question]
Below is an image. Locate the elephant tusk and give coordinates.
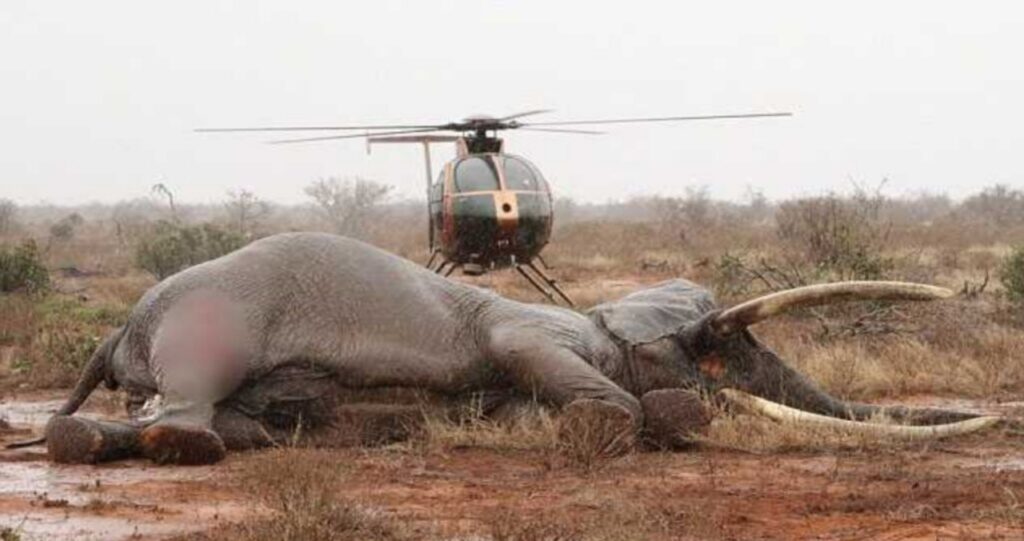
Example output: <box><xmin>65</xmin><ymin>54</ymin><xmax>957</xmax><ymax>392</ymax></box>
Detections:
<box><xmin>718</xmin><ymin>389</ymin><xmax>1000</xmax><ymax>441</ymax></box>
<box><xmin>5</xmin><ymin>436</ymin><xmax>46</xmax><ymax>449</ymax></box>
<box><xmin>711</xmin><ymin>281</ymin><xmax>954</xmax><ymax>335</ymax></box>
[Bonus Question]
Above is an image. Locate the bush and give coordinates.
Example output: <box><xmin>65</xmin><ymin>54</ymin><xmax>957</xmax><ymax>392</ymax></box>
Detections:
<box><xmin>1001</xmin><ymin>245</ymin><xmax>1024</xmax><ymax>303</ymax></box>
<box><xmin>135</xmin><ymin>221</ymin><xmax>245</xmax><ymax>279</ymax></box>
<box><xmin>775</xmin><ymin>188</ymin><xmax>892</xmax><ymax>280</ymax></box>
<box><xmin>2</xmin><ymin>295</ymin><xmax>127</xmax><ymax>389</ymax></box>
<box><xmin>0</xmin><ymin>198</ymin><xmax>17</xmax><ymax>234</ymax></box>
<box><xmin>0</xmin><ymin>240</ymin><xmax>49</xmax><ymax>293</ymax></box>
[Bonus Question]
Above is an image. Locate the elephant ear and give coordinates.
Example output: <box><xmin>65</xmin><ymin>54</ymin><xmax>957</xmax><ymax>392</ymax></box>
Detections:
<box><xmin>586</xmin><ymin>279</ymin><xmax>717</xmax><ymax>344</ymax></box>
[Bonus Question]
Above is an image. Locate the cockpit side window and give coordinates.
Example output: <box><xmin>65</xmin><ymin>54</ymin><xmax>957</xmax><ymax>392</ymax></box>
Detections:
<box><xmin>454</xmin><ymin>157</ymin><xmax>500</xmax><ymax>193</ymax></box>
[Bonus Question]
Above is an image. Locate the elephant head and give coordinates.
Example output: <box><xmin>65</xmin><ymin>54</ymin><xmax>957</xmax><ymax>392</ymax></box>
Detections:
<box><xmin>588</xmin><ymin>280</ymin><xmax>1000</xmax><ymax>439</ymax></box>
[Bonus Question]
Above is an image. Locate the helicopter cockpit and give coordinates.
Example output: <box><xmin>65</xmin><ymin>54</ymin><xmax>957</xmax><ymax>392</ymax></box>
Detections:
<box><xmin>447</xmin><ymin>154</ymin><xmax>550</xmax><ymax>193</ymax></box>
<box><xmin>429</xmin><ymin>153</ymin><xmax>553</xmax><ymax>268</ymax></box>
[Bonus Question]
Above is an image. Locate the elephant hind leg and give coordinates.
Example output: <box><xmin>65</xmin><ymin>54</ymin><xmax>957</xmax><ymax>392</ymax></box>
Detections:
<box><xmin>46</xmin><ymin>416</ymin><xmax>141</xmax><ymax>464</ymax></box>
<box><xmin>45</xmin><ymin>407</ymin><xmax>269</xmax><ymax>465</ymax></box>
<box><xmin>138</xmin><ymin>402</ymin><xmax>226</xmax><ymax>465</ymax></box>
<box><xmin>139</xmin><ymin>403</ymin><xmax>294</xmax><ymax>464</ymax></box>
<box><xmin>139</xmin><ymin>423</ymin><xmax>226</xmax><ymax>465</ymax></box>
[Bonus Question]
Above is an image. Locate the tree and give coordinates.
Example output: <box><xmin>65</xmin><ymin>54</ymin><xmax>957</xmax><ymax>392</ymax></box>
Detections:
<box><xmin>961</xmin><ymin>184</ymin><xmax>1024</xmax><ymax>227</ymax></box>
<box><xmin>645</xmin><ymin>185</ymin><xmax>716</xmax><ymax>243</ymax></box>
<box><xmin>152</xmin><ymin>182</ymin><xmax>179</xmax><ymax>222</ymax></box>
<box><xmin>49</xmin><ymin>213</ymin><xmax>84</xmax><ymax>243</ymax></box>
<box><xmin>0</xmin><ymin>199</ymin><xmax>17</xmax><ymax>234</ymax></box>
<box><xmin>1002</xmin><ymin>245</ymin><xmax>1024</xmax><ymax>303</ymax></box>
<box><xmin>224</xmin><ymin>189</ymin><xmax>270</xmax><ymax>238</ymax></box>
<box><xmin>304</xmin><ymin>177</ymin><xmax>392</xmax><ymax>238</ymax></box>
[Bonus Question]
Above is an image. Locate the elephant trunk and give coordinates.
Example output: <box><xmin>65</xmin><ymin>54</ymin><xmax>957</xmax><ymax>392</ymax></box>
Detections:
<box><xmin>739</xmin><ymin>345</ymin><xmax>981</xmax><ymax>426</ymax></box>
<box><xmin>719</xmin><ymin>345</ymin><xmax>997</xmax><ymax>439</ymax></box>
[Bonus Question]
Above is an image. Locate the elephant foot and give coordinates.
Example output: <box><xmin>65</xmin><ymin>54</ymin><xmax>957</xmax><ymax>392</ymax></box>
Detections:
<box><xmin>558</xmin><ymin>399</ymin><xmax>637</xmax><ymax>461</ymax></box>
<box><xmin>140</xmin><ymin>424</ymin><xmax>226</xmax><ymax>465</ymax></box>
<box><xmin>46</xmin><ymin>416</ymin><xmax>140</xmax><ymax>464</ymax></box>
<box><xmin>641</xmin><ymin>389</ymin><xmax>712</xmax><ymax>450</ymax></box>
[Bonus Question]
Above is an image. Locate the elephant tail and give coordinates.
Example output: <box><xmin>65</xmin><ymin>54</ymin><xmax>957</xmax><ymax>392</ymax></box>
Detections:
<box><xmin>4</xmin><ymin>327</ymin><xmax>125</xmax><ymax>449</ymax></box>
<box><xmin>56</xmin><ymin>326</ymin><xmax>125</xmax><ymax>416</ymax></box>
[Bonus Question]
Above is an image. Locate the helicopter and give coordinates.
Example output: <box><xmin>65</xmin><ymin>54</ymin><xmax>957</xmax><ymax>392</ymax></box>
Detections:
<box><xmin>198</xmin><ymin>109</ymin><xmax>791</xmax><ymax>305</ymax></box>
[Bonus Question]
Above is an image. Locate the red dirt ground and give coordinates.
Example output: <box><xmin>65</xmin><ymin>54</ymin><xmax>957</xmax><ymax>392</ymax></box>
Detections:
<box><xmin>2</xmin><ymin>392</ymin><xmax>1023</xmax><ymax>540</ymax></box>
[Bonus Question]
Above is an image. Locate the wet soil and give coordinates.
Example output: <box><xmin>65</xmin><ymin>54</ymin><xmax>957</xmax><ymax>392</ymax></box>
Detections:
<box><xmin>2</xmin><ymin>393</ymin><xmax>1022</xmax><ymax>540</ymax></box>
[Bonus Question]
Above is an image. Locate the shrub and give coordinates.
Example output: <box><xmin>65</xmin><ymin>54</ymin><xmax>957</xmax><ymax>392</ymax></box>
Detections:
<box><xmin>0</xmin><ymin>198</ymin><xmax>17</xmax><ymax>234</ymax></box>
<box><xmin>135</xmin><ymin>221</ymin><xmax>245</xmax><ymax>279</ymax></box>
<box><xmin>0</xmin><ymin>240</ymin><xmax>49</xmax><ymax>293</ymax></box>
<box><xmin>2</xmin><ymin>295</ymin><xmax>127</xmax><ymax>389</ymax></box>
<box><xmin>49</xmin><ymin>213</ymin><xmax>84</xmax><ymax>243</ymax></box>
<box><xmin>775</xmin><ymin>188</ymin><xmax>892</xmax><ymax>280</ymax></box>
<box><xmin>1001</xmin><ymin>245</ymin><xmax>1024</xmax><ymax>303</ymax></box>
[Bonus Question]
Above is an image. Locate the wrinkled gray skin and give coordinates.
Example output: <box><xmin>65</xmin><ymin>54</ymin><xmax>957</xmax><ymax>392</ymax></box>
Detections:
<box><xmin>39</xmin><ymin>233</ymin><xmax>972</xmax><ymax>464</ymax></box>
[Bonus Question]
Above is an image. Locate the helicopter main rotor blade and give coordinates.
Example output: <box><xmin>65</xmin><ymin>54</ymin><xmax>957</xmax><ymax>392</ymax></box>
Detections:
<box><xmin>197</xmin><ymin>124</ymin><xmax>444</xmax><ymax>133</ymax></box>
<box><xmin>268</xmin><ymin>128</ymin><xmax>444</xmax><ymax>144</ymax></box>
<box><xmin>498</xmin><ymin>109</ymin><xmax>555</xmax><ymax>122</ymax></box>
<box><xmin>369</xmin><ymin>134</ymin><xmax>462</xmax><ymax>143</ymax></box>
<box><xmin>517</xmin><ymin>127</ymin><xmax>605</xmax><ymax>135</ymax></box>
<box><xmin>521</xmin><ymin>112</ymin><xmax>792</xmax><ymax>127</ymax></box>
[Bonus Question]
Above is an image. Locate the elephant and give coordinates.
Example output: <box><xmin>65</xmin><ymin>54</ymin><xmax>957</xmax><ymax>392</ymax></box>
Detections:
<box><xmin>9</xmin><ymin>232</ymin><xmax>997</xmax><ymax>465</ymax></box>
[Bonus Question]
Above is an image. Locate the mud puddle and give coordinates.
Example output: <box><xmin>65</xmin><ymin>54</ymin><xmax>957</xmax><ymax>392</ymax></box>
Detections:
<box><xmin>0</xmin><ymin>392</ymin><xmax>250</xmax><ymax>540</ymax></box>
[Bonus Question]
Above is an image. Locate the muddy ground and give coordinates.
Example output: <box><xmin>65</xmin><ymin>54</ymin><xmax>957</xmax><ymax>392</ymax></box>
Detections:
<box><xmin>1</xmin><ymin>392</ymin><xmax>1022</xmax><ymax>540</ymax></box>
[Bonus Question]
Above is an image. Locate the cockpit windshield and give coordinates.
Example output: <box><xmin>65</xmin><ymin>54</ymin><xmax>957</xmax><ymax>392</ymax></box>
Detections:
<box><xmin>454</xmin><ymin>157</ymin><xmax>500</xmax><ymax>193</ymax></box>
<box><xmin>503</xmin><ymin>156</ymin><xmax>547</xmax><ymax>191</ymax></box>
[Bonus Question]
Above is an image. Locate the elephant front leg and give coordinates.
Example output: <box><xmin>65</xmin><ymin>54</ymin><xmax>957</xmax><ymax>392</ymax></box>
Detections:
<box><xmin>640</xmin><ymin>388</ymin><xmax>712</xmax><ymax>450</ymax></box>
<box><xmin>488</xmin><ymin>329</ymin><xmax>642</xmax><ymax>457</ymax></box>
<box><xmin>46</xmin><ymin>416</ymin><xmax>142</xmax><ymax>464</ymax></box>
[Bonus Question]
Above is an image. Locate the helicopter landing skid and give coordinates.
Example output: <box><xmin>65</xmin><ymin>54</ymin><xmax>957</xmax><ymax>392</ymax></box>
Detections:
<box><xmin>431</xmin><ymin>260</ymin><xmax>459</xmax><ymax>277</ymax></box>
<box><xmin>515</xmin><ymin>261</ymin><xmax>574</xmax><ymax>307</ymax></box>
<box><xmin>427</xmin><ymin>254</ymin><xmax>574</xmax><ymax>307</ymax></box>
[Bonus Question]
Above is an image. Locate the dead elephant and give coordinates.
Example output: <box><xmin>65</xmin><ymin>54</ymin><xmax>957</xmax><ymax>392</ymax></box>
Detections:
<box><xmin>12</xmin><ymin>233</ymin><xmax>999</xmax><ymax>464</ymax></box>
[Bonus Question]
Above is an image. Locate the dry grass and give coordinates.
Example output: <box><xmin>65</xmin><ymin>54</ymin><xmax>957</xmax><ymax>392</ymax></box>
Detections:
<box><xmin>414</xmin><ymin>401</ymin><xmax>643</xmax><ymax>472</ymax></box>
<box><xmin>179</xmin><ymin>449</ymin><xmax>421</xmax><ymax>541</ymax></box>
<box><xmin>416</xmin><ymin>404</ymin><xmax>560</xmax><ymax>454</ymax></box>
<box><xmin>0</xmin><ymin>293</ymin><xmax>130</xmax><ymax>390</ymax></box>
<box><xmin>485</xmin><ymin>494</ymin><xmax>724</xmax><ymax>541</ymax></box>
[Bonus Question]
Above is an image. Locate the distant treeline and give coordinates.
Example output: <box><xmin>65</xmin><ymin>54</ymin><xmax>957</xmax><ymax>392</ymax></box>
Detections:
<box><xmin>2</xmin><ymin>181</ymin><xmax>1024</xmax><ymax>263</ymax></box>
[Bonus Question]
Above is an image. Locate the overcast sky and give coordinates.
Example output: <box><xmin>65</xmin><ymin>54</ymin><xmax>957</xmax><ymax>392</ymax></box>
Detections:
<box><xmin>1</xmin><ymin>1</ymin><xmax>1021</xmax><ymax>205</ymax></box>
